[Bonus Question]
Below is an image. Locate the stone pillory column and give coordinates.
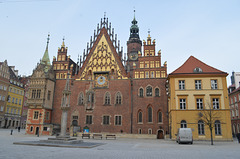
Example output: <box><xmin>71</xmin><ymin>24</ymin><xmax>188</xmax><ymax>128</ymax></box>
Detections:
<box><xmin>60</xmin><ymin>72</ymin><xmax>71</xmax><ymax>137</ymax></box>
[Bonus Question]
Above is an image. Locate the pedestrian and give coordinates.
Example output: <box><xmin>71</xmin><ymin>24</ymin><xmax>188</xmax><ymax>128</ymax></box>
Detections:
<box><xmin>18</xmin><ymin>126</ymin><xmax>20</xmax><ymax>132</ymax></box>
<box><xmin>10</xmin><ymin>129</ymin><xmax>13</xmax><ymax>135</ymax></box>
<box><xmin>236</xmin><ymin>133</ymin><xmax>240</xmax><ymax>143</ymax></box>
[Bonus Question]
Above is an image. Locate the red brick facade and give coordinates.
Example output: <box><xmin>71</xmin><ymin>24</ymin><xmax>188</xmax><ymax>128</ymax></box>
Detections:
<box><xmin>27</xmin><ymin>17</ymin><xmax>168</xmax><ymax>138</ymax></box>
<box><xmin>50</xmin><ymin>17</ymin><xmax>168</xmax><ymax>138</ymax></box>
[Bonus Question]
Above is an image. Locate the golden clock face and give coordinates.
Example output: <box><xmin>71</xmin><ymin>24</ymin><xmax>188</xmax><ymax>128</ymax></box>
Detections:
<box><xmin>95</xmin><ymin>74</ymin><xmax>108</xmax><ymax>88</ymax></box>
<box><xmin>97</xmin><ymin>76</ymin><xmax>106</xmax><ymax>85</ymax></box>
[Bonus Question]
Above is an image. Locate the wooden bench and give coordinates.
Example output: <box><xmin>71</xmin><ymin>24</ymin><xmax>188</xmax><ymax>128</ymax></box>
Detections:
<box><xmin>92</xmin><ymin>133</ymin><xmax>102</xmax><ymax>139</ymax></box>
<box><xmin>106</xmin><ymin>134</ymin><xmax>116</xmax><ymax>140</ymax></box>
<box><xmin>82</xmin><ymin>133</ymin><xmax>90</xmax><ymax>139</ymax></box>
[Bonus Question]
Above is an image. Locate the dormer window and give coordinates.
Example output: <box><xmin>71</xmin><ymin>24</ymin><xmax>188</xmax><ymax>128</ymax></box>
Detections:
<box><xmin>193</xmin><ymin>67</ymin><xmax>202</xmax><ymax>73</ymax></box>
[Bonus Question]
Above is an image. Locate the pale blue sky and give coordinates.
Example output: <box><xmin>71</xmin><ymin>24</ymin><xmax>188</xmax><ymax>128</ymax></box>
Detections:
<box><xmin>0</xmin><ymin>0</ymin><xmax>239</xmax><ymax>85</ymax></box>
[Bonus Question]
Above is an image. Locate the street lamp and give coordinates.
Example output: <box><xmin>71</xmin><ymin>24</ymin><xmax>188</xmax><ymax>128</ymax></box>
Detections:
<box><xmin>37</xmin><ymin>113</ymin><xmax>42</xmax><ymax>137</ymax></box>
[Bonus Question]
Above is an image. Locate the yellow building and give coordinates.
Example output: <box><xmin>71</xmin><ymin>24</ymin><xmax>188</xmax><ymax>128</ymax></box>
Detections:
<box><xmin>4</xmin><ymin>66</ymin><xmax>24</xmax><ymax>128</ymax></box>
<box><xmin>168</xmin><ymin>56</ymin><xmax>232</xmax><ymax>141</ymax></box>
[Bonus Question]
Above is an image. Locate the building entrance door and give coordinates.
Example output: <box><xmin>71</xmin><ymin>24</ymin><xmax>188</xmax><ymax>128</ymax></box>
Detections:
<box><xmin>4</xmin><ymin>119</ymin><xmax>7</xmax><ymax>128</ymax></box>
<box><xmin>157</xmin><ymin>130</ymin><xmax>164</xmax><ymax>139</ymax></box>
<box><xmin>35</xmin><ymin>127</ymin><xmax>39</xmax><ymax>135</ymax></box>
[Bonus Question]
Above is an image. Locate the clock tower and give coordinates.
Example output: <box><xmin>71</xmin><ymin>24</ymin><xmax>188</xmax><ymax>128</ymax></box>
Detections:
<box><xmin>127</xmin><ymin>11</ymin><xmax>142</xmax><ymax>75</ymax></box>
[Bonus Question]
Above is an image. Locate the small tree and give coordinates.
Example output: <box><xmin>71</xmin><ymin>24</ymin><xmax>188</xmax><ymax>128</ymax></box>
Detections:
<box><xmin>198</xmin><ymin>102</ymin><xmax>221</xmax><ymax>145</ymax></box>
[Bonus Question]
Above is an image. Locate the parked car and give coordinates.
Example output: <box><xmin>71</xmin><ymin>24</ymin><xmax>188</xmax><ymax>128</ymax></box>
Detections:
<box><xmin>176</xmin><ymin>128</ymin><xmax>193</xmax><ymax>144</ymax></box>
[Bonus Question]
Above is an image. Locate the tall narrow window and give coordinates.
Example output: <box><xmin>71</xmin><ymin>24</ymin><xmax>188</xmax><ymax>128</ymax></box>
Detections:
<box><xmin>105</xmin><ymin>92</ymin><xmax>111</xmax><ymax>105</ymax></box>
<box><xmin>195</xmin><ymin>80</ymin><xmax>202</xmax><ymax>90</ymax></box>
<box><xmin>148</xmin><ymin>107</ymin><xmax>153</xmax><ymax>122</ymax></box>
<box><xmin>146</xmin><ymin>86</ymin><xmax>152</xmax><ymax>97</ymax></box>
<box><xmin>180</xmin><ymin>99</ymin><xmax>186</xmax><ymax>110</ymax></box>
<box><xmin>198</xmin><ymin>120</ymin><xmax>205</xmax><ymax>135</ymax></box>
<box><xmin>196</xmin><ymin>98</ymin><xmax>203</xmax><ymax>110</ymax></box>
<box><xmin>139</xmin><ymin>88</ymin><xmax>143</xmax><ymax>97</ymax></box>
<box><xmin>158</xmin><ymin>111</ymin><xmax>162</xmax><ymax>123</ymax></box>
<box><xmin>151</xmin><ymin>71</ymin><xmax>155</xmax><ymax>78</ymax></box>
<box><xmin>155</xmin><ymin>88</ymin><xmax>160</xmax><ymax>97</ymax></box>
<box><xmin>213</xmin><ymin>98</ymin><xmax>219</xmax><ymax>109</ymax></box>
<box><xmin>215</xmin><ymin>120</ymin><xmax>221</xmax><ymax>135</ymax></box>
<box><xmin>115</xmin><ymin>116</ymin><xmax>122</xmax><ymax>125</ymax></box>
<box><xmin>86</xmin><ymin>115</ymin><xmax>92</xmax><ymax>124</ymax></box>
<box><xmin>179</xmin><ymin>80</ymin><xmax>185</xmax><ymax>90</ymax></box>
<box><xmin>116</xmin><ymin>92</ymin><xmax>122</xmax><ymax>104</ymax></box>
<box><xmin>32</xmin><ymin>90</ymin><xmax>36</xmax><ymax>99</ymax></box>
<box><xmin>181</xmin><ymin>120</ymin><xmax>187</xmax><ymax>128</ymax></box>
<box><xmin>138</xmin><ymin>111</ymin><xmax>143</xmax><ymax>123</ymax></box>
<box><xmin>211</xmin><ymin>80</ymin><xmax>218</xmax><ymax>89</ymax></box>
<box><xmin>36</xmin><ymin>89</ymin><xmax>41</xmax><ymax>98</ymax></box>
<box><xmin>103</xmin><ymin>116</ymin><xmax>110</xmax><ymax>125</ymax></box>
<box><xmin>78</xmin><ymin>93</ymin><xmax>84</xmax><ymax>105</ymax></box>
<box><xmin>46</xmin><ymin>112</ymin><xmax>50</xmax><ymax>120</ymax></box>
<box><xmin>145</xmin><ymin>71</ymin><xmax>149</xmax><ymax>78</ymax></box>
<box><xmin>135</xmin><ymin>72</ymin><xmax>139</xmax><ymax>78</ymax></box>
<box><xmin>34</xmin><ymin>111</ymin><xmax>39</xmax><ymax>119</ymax></box>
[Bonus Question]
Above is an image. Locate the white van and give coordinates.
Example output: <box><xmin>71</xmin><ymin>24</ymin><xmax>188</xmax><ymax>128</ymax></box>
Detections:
<box><xmin>176</xmin><ymin>128</ymin><xmax>193</xmax><ymax>144</ymax></box>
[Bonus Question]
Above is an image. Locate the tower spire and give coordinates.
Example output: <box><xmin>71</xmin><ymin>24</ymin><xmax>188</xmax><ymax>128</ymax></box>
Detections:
<box><xmin>129</xmin><ymin>9</ymin><xmax>140</xmax><ymax>40</ymax></box>
<box><xmin>41</xmin><ymin>34</ymin><xmax>51</xmax><ymax>66</ymax></box>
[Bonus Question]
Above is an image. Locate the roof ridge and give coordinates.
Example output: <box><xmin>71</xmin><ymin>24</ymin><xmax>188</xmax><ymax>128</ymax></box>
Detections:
<box><xmin>170</xmin><ymin>55</ymin><xmax>227</xmax><ymax>75</ymax></box>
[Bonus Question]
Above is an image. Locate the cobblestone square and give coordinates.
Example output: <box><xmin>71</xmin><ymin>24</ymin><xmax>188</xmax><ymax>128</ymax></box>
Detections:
<box><xmin>0</xmin><ymin>129</ymin><xmax>240</xmax><ymax>159</ymax></box>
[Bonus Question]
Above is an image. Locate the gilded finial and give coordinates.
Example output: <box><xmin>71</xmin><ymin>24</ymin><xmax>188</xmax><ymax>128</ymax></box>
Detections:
<box><xmin>62</xmin><ymin>36</ymin><xmax>65</xmax><ymax>47</ymax></box>
<box><xmin>134</xmin><ymin>9</ymin><xmax>136</xmax><ymax>19</ymax></box>
<box><xmin>158</xmin><ymin>49</ymin><xmax>161</xmax><ymax>54</ymax></box>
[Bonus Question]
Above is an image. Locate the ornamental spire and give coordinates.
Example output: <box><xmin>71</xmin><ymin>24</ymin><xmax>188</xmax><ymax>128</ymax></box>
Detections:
<box><xmin>61</xmin><ymin>36</ymin><xmax>65</xmax><ymax>48</ymax></box>
<box><xmin>41</xmin><ymin>34</ymin><xmax>51</xmax><ymax>66</ymax></box>
<box><xmin>128</xmin><ymin>10</ymin><xmax>141</xmax><ymax>44</ymax></box>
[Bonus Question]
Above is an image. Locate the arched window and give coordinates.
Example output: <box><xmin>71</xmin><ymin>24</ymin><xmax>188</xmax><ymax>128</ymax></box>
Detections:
<box><xmin>215</xmin><ymin>120</ymin><xmax>221</xmax><ymax>135</ymax></box>
<box><xmin>155</xmin><ymin>88</ymin><xmax>160</xmax><ymax>97</ymax></box>
<box><xmin>146</xmin><ymin>86</ymin><xmax>152</xmax><ymax>97</ymax></box>
<box><xmin>148</xmin><ymin>128</ymin><xmax>152</xmax><ymax>134</ymax></box>
<box><xmin>198</xmin><ymin>120</ymin><xmax>205</xmax><ymax>135</ymax></box>
<box><xmin>158</xmin><ymin>111</ymin><xmax>162</xmax><ymax>123</ymax></box>
<box><xmin>148</xmin><ymin>107</ymin><xmax>153</xmax><ymax>122</ymax></box>
<box><xmin>116</xmin><ymin>92</ymin><xmax>122</xmax><ymax>105</ymax></box>
<box><xmin>180</xmin><ymin>120</ymin><xmax>187</xmax><ymax>128</ymax></box>
<box><xmin>139</xmin><ymin>128</ymin><xmax>142</xmax><ymax>134</ymax></box>
<box><xmin>78</xmin><ymin>92</ymin><xmax>84</xmax><ymax>105</ymax></box>
<box><xmin>138</xmin><ymin>111</ymin><xmax>143</xmax><ymax>123</ymax></box>
<box><xmin>105</xmin><ymin>92</ymin><xmax>110</xmax><ymax>105</ymax></box>
<box><xmin>139</xmin><ymin>88</ymin><xmax>143</xmax><ymax>97</ymax></box>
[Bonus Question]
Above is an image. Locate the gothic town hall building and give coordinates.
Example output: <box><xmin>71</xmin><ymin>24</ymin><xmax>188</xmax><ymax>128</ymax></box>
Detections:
<box><xmin>26</xmin><ymin>15</ymin><xmax>168</xmax><ymax>138</ymax></box>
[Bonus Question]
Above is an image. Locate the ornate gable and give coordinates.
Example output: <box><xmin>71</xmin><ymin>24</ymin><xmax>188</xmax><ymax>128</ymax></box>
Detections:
<box><xmin>78</xmin><ymin>22</ymin><xmax>127</xmax><ymax>81</ymax></box>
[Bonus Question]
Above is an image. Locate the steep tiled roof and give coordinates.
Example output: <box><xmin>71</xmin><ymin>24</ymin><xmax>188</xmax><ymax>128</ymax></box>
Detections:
<box><xmin>170</xmin><ymin>56</ymin><xmax>227</xmax><ymax>75</ymax></box>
